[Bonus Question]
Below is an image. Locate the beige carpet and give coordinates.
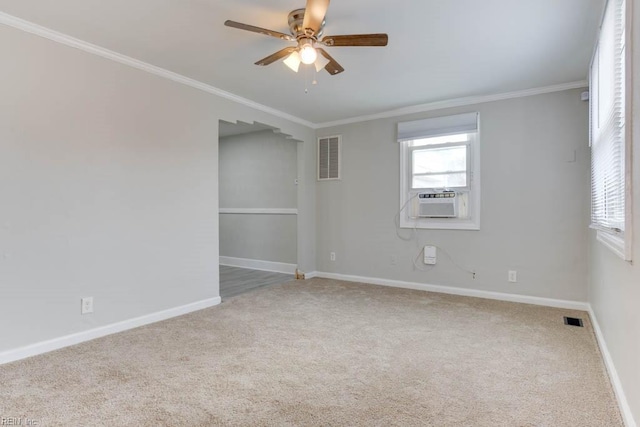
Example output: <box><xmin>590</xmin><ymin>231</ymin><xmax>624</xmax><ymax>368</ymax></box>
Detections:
<box><xmin>0</xmin><ymin>278</ymin><xmax>622</xmax><ymax>426</ymax></box>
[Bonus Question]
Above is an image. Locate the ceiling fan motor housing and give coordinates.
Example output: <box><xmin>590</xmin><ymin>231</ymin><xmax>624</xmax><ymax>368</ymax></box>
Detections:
<box><xmin>288</xmin><ymin>8</ymin><xmax>325</xmax><ymax>39</ymax></box>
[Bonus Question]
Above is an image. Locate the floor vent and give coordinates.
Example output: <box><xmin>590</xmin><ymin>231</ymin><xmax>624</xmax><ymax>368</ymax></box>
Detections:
<box><xmin>563</xmin><ymin>316</ymin><xmax>584</xmax><ymax>327</ymax></box>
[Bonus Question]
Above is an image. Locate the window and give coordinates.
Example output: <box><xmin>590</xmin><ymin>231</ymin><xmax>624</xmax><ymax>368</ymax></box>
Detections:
<box><xmin>410</xmin><ymin>133</ymin><xmax>469</xmax><ymax>189</ymax></box>
<box><xmin>590</xmin><ymin>0</ymin><xmax>631</xmax><ymax>260</ymax></box>
<box><xmin>398</xmin><ymin>113</ymin><xmax>480</xmax><ymax>230</ymax></box>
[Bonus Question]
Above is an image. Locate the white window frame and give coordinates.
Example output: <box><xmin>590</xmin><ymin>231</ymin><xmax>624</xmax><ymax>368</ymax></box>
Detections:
<box><xmin>589</xmin><ymin>0</ymin><xmax>633</xmax><ymax>260</ymax></box>
<box><xmin>399</xmin><ymin>114</ymin><xmax>481</xmax><ymax>230</ymax></box>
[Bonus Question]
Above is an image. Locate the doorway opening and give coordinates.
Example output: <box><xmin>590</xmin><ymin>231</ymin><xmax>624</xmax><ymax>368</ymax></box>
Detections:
<box><xmin>218</xmin><ymin>120</ymin><xmax>299</xmax><ymax>299</ymax></box>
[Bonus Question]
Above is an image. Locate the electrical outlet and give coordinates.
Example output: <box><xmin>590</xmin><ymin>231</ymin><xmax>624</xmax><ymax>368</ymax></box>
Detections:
<box><xmin>508</xmin><ymin>270</ymin><xmax>517</xmax><ymax>283</ymax></box>
<box><xmin>81</xmin><ymin>297</ymin><xmax>94</xmax><ymax>314</ymax></box>
<box><xmin>330</xmin><ymin>252</ymin><xmax>336</xmax><ymax>261</ymax></box>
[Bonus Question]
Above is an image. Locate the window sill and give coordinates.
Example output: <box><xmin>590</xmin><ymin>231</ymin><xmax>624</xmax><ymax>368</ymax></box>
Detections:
<box><xmin>594</xmin><ymin>228</ymin><xmax>631</xmax><ymax>261</ymax></box>
<box><xmin>400</xmin><ymin>217</ymin><xmax>480</xmax><ymax>231</ymax></box>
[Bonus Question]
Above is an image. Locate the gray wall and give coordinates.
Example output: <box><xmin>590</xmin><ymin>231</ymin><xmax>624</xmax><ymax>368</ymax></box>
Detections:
<box><xmin>219</xmin><ymin>130</ymin><xmax>297</xmax><ymax>263</ymax></box>
<box><xmin>316</xmin><ymin>89</ymin><xmax>590</xmax><ymax>302</ymax></box>
<box><xmin>0</xmin><ymin>24</ymin><xmax>315</xmax><ymax>353</ymax></box>
<box><xmin>588</xmin><ymin>2</ymin><xmax>640</xmax><ymax>423</ymax></box>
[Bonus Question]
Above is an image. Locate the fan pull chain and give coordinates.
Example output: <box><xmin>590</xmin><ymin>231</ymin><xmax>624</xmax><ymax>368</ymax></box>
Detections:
<box><xmin>304</xmin><ymin>65</ymin><xmax>319</xmax><ymax>94</ymax></box>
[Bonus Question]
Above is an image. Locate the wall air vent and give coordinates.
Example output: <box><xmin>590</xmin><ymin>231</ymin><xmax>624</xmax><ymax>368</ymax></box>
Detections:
<box><xmin>318</xmin><ymin>136</ymin><xmax>341</xmax><ymax>180</ymax></box>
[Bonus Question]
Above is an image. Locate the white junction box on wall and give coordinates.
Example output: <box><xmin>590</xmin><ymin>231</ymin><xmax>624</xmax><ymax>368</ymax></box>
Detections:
<box><xmin>424</xmin><ymin>246</ymin><xmax>437</xmax><ymax>265</ymax></box>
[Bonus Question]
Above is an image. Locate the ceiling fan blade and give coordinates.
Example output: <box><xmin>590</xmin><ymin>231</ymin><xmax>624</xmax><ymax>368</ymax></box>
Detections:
<box><xmin>317</xmin><ymin>48</ymin><xmax>344</xmax><ymax>75</ymax></box>
<box><xmin>255</xmin><ymin>47</ymin><xmax>298</xmax><ymax>66</ymax></box>
<box><xmin>302</xmin><ymin>0</ymin><xmax>330</xmax><ymax>35</ymax></box>
<box><xmin>321</xmin><ymin>34</ymin><xmax>388</xmax><ymax>47</ymax></box>
<box><xmin>224</xmin><ymin>20</ymin><xmax>294</xmax><ymax>41</ymax></box>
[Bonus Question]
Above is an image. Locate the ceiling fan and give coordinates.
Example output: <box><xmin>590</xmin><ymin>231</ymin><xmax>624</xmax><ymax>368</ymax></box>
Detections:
<box><xmin>224</xmin><ymin>0</ymin><xmax>388</xmax><ymax>75</ymax></box>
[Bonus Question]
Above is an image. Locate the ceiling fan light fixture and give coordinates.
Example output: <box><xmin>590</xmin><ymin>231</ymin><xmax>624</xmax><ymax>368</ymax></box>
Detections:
<box><xmin>299</xmin><ymin>40</ymin><xmax>317</xmax><ymax>64</ymax></box>
<box><xmin>283</xmin><ymin>51</ymin><xmax>301</xmax><ymax>72</ymax></box>
<box><xmin>314</xmin><ymin>53</ymin><xmax>330</xmax><ymax>72</ymax></box>
<box><xmin>224</xmin><ymin>0</ymin><xmax>388</xmax><ymax>77</ymax></box>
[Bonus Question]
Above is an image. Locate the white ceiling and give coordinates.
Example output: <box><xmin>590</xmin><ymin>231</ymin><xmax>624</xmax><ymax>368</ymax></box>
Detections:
<box><xmin>0</xmin><ymin>0</ymin><xmax>603</xmax><ymax>124</ymax></box>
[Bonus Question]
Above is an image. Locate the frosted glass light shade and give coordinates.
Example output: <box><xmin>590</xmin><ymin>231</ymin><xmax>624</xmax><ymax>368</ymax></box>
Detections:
<box><xmin>283</xmin><ymin>51</ymin><xmax>301</xmax><ymax>72</ymax></box>
<box><xmin>314</xmin><ymin>54</ymin><xmax>330</xmax><ymax>72</ymax></box>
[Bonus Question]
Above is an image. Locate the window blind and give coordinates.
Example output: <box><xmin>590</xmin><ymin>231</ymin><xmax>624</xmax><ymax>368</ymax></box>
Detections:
<box><xmin>397</xmin><ymin>113</ymin><xmax>478</xmax><ymax>142</ymax></box>
<box><xmin>590</xmin><ymin>0</ymin><xmax>625</xmax><ymax>233</ymax></box>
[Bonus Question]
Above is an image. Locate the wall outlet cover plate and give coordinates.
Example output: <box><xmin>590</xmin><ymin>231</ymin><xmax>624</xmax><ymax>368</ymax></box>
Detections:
<box><xmin>81</xmin><ymin>297</ymin><xmax>94</xmax><ymax>314</ymax></box>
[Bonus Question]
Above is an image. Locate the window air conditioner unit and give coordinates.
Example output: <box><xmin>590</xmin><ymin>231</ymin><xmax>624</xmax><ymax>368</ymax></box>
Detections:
<box><xmin>417</xmin><ymin>191</ymin><xmax>457</xmax><ymax>218</ymax></box>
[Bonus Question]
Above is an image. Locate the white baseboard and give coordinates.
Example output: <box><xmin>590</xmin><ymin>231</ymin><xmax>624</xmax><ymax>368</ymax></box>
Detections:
<box><xmin>0</xmin><ymin>297</ymin><xmax>221</xmax><ymax>365</ymax></box>
<box><xmin>220</xmin><ymin>256</ymin><xmax>297</xmax><ymax>274</ymax></box>
<box><xmin>304</xmin><ymin>271</ymin><xmax>319</xmax><ymax>279</ymax></box>
<box><xmin>312</xmin><ymin>272</ymin><xmax>590</xmax><ymax>311</ymax></box>
<box><xmin>588</xmin><ymin>306</ymin><xmax>637</xmax><ymax>427</ymax></box>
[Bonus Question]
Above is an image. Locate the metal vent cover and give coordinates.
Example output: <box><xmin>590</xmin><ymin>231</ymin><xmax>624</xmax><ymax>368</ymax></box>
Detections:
<box><xmin>563</xmin><ymin>316</ymin><xmax>584</xmax><ymax>327</ymax></box>
<box><xmin>318</xmin><ymin>136</ymin><xmax>340</xmax><ymax>180</ymax></box>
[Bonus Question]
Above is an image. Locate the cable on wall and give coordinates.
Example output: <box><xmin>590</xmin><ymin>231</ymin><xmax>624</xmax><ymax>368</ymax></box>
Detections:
<box><xmin>394</xmin><ymin>195</ymin><xmax>476</xmax><ymax>278</ymax></box>
<box><xmin>394</xmin><ymin>193</ymin><xmax>419</xmax><ymax>241</ymax></box>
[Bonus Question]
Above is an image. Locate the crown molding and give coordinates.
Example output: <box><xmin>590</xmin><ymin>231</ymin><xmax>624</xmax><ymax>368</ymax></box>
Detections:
<box><xmin>1</xmin><ymin>12</ymin><xmax>589</xmax><ymax>131</ymax></box>
<box><xmin>0</xmin><ymin>12</ymin><xmax>315</xmax><ymax>129</ymax></box>
<box><xmin>314</xmin><ymin>80</ymin><xmax>589</xmax><ymax>129</ymax></box>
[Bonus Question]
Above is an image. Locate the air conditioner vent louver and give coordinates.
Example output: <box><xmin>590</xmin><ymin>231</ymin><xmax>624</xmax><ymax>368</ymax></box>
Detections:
<box><xmin>318</xmin><ymin>136</ymin><xmax>341</xmax><ymax>180</ymax></box>
<box><xmin>417</xmin><ymin>191</ymin><xmax>457</xmax><ymax>218</ymax></box>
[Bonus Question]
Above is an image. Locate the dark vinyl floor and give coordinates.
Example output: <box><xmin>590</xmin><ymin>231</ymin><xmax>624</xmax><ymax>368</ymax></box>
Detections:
<box><xmin>219</xmin><ymin>265</ymin><xmax>294</xmax><ymax>299</ymax></box>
